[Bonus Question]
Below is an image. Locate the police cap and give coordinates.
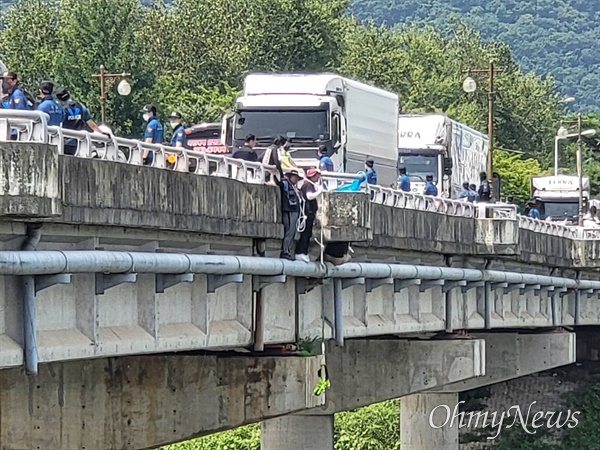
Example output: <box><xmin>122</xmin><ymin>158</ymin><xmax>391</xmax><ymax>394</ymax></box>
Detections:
<box><xmin>169</xmin><ymin>111</ymin><xmax>182</xmax><ymax>120</ymax></box>
<box><xmin>0</xmin><ymin>71</ymin><xmax>17</xmax><ymax>80</ymax></box>
<box><xmin>142</xmin><ymin>104</ymin><xmax>156</xmax><ymax>114</ymax></box>
<box><xmin>40</xmin><ymin>81</ymin><xmax>54</xmax><ymax>95</ymax></box>
<box><xmin>55</xmin><ymin>88</ymin><xmax>70</xmax><ymax>102</ymax></box>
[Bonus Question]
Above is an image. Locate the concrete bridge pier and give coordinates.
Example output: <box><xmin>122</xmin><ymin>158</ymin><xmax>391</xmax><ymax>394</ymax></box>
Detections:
<box><xmin>261</xmin><ymin>415</ymin><xmax>335</xmax><ymax>450</ymax></box>
<box><xmin>401</xmin><ymin>392</ymin><xmax>460</xmax><ymax>450</ymax></box>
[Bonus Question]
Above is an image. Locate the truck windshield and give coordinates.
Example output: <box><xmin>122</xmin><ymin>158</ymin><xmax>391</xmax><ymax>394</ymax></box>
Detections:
<box><xmin>398</xmin><ymin>154</ymin><xmax>438</xmax><ymax>182</ymax></box>
<box><xmin>234</xmin><ymin>110</ymin><xmax>328</xmax><ymax>143</ymax></box>
<box><xmin>541</xmin><ymin>201</ymin><xmax>579</xmax><ymax>219</ymax></box>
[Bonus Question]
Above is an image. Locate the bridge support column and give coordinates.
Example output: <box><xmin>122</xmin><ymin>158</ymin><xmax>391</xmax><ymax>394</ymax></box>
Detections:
<box><xmin>401</xmin><ymin>392</ymin><xmax>459</xmax><ymax>450</ymax></box>
<box><xmin>261</xmin><ymin>414</ymin><xmax>334</xmax><ymax>450</ymax></box>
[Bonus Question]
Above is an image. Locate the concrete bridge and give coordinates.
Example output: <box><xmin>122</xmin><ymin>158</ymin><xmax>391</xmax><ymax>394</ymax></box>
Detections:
<box><xmin>0</xmin><ymin>112</ymin><xmax>599</xmax><ymax>449</ymax></box>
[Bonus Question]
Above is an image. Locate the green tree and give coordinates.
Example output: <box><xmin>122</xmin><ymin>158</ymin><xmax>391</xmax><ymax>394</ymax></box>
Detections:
<box><xmin>494</xmin><ymin>150</ymin><xmax>545</xmax><ymax>204</ymax></box>
<box><xmin>0</xmin><ymin>0</ymin><xmax>60</xmax><ymax>89</ymax></box>
<box><xmin>338</xmin><ymin>21</ymin><xmax>561</xmax><ymax>165</ymax></box>
<box><xmin>54</xmin><ymin>0</ymin><xmax>153</xmax><ymax>135</ymax></box>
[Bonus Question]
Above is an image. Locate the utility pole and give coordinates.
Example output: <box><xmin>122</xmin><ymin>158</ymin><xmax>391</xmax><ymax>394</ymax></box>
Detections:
<box><xmin>462</xmin><ymin>61</ymin><xmax>503</xmax><ymax>201</ymax></box>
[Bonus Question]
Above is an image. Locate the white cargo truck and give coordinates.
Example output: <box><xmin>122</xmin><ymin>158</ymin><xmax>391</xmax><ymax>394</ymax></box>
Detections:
<box><xmin>222</xmin><ymin>73</ymin><xmax>400</xmax><ymax>186</ymax></box>
<box><xmin>397</xmin><ymin>114</ymin><xmax>488</xmax><ymax>198</ymax></box>
<box><xmin>531</xmin><ymin>175</ymin><xmax>589</xmax><ymax>223</ymax></box>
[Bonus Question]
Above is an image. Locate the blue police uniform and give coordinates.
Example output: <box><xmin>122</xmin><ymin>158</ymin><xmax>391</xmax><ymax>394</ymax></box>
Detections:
<box><xmin>37</xmin><ymin>95</ymin><xmax>64</xmax><ymax>126</ymax></box>
<box><xmin>365</xmin><ymin>168</ymin><xmax>377</xmax><ymax>184</ymax></box>
<box><xmin>398</xmin><ymin>174</ymin><xmax>411</xmax><ymax>192</ymax></box>
<box><xmin>62</xmin><ymin>101</ymin><xmax>92</xmax><ymax>130</ymax></box>
<box><xmin>170</xmin><ymin>124</ymin><xmax>186</xmax><ymax>147</ymax></box>
<box><xmin>459</xmin><ymin>189</ymin><xmax>471</xmax><ymax>200</ymax></box>
<box><xmin>5</xmin><ymin>87</ymin><xmax>30</xmax><ymax>110</ymax></box>
<box><xmin>529</xmin><ymin>208</ymin><xmax>541</xmax><ymax>219</ymax></box>
<box><xmin>143</xmin><ymin>116</ymin><xmax>164</xmax><ymax>165</ymax></box>
<box><xmin>424</xmin><ymin>181</ymin><xmax>438</xmax><ymax>196</ymax></box>
<box><xmin>318</xmin><ymin>154</ymin><xmax>334</xmax><ymax>172</ymax></box>
<box><xmin>144</xmin><ymin>117</ymin><xmax>164</xmax><ymax>143</ymax></box>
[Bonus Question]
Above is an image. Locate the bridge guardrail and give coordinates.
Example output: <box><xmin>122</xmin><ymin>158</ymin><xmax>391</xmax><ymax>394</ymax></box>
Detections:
<box><xmin>3</xmin><ymin>110</ymin><xmax>600</xmax><ymax>239</ymax></box>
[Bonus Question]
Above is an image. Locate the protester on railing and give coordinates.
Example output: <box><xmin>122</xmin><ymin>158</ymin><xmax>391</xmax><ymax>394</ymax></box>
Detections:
<box><xmin>478</xmin><ymin>172</ymin><xmax>491</xmax><ymax>202</ymax></box>
<box><xmin>277</xmin><ymin>168</ymin><xmax>302</xmax><ymax>260</ymax></box>
<box><xmin>397</xmin><ymin>166</ymin><xmax>410</xmax><ymax>192</ymax></box>
<box><xmin>0</xmin><ymin>71</ymin><xmax>33</xmax><ymax>111</ymax></box>
<box><xmin>142</xmin><ymin>104</ymin><xmax>164</xmax><ymax>165</ymax></box>
<box><xmin>232</xmin><ymin>134</ymin><xmax>258</xmax><ymax>162</ymax></box>
<box><xmin>262</xmin><ymin>135</ymin><xmax>286</xmax><ymax>184</ymax></box>
<box><xmin>318</xmin><ymin>145</ymin><xmax>334</xmax><ymax>172</ymax></box>
<box><xmin>36</xmin><ymin>82</ymin><xmax>64</xmax><ymax>127</ymax></box>
<box><xmin>278</xmin><ymin>141</ymin><xmax>299</xmax><ymax>170</ymax></box>
<box><xmin>424</xmin><ymin>174</ymin><xmax>438</xmax><ymax>196</ymax></box>
<box><xmin>364</xmin><ymin>159</ymin><xmax>377</xmax><ymax>185</ymax></box>
<box><xmin>295</xmin><ymin>168</ymin><xmax>323</xmax><ymax>262</ymax></box>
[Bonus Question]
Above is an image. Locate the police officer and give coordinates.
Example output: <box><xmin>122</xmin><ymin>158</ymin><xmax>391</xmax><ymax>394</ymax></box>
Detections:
<box><xmin>398</xmin><ymin>166</ymin><xmax>411</xmax><ymax>192</ymax></box>
<box><xmin>168</xmin><ymin>111</ymin><xmax>187</xmax><ymax>148</ymax></box>
<box><xmin>36</xmin><ymin>81</ymin><xmax>64</xmax><ymax>126</ymax></box>
<box><xmin>0</xmin><ymin>71</ymin><xmax>31</xmax><ymax>110</ymax></box>
<box><xmin>423</xmin><ymin>174</ymin><xmax>438</xmax><ymax>196</ymax></box>
<box><xmin>55</xmin><ymin>87</ymin><xmax>105</xmax><ymax>155</ymax></box>
<box><xmin>142</xmin><ymin>104</ymin><xmax>164</xmax><ymax>165</ymax></box>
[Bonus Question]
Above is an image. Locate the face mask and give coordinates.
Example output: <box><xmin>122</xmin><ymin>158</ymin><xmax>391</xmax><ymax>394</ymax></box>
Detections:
<box><xmin>143</xmin><ymin>113</ymin><xmax>150</xmax><ymax>122</ymax></box>
<box><xmin>170</xmin><ymin>120</ymin><xmax>178</xmax><ymax>129</ymax></box>
<box><xmin>2</xmin><ymin>81</ymin><xmax>11</xmax><ymax>93</ymax></box>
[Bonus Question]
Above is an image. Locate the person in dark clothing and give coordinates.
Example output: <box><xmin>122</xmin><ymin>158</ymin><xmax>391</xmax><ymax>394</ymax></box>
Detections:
<box><xmin>232</xmin><ymin>134</ymin><xmax>258</xmax><ymax>162</ymax></box>
<box><xmin>324</xmin><ymin>242</ymin><xmax>351</xmax><ymax>265</ymax></box>
<box><xmin>478</xmin><ymin>171</ymin><xmax>491</xmax><ymax>202</ymax></box>
<box><xmin>296</xmin><ymin>168</ymin><xmax>323</xmax><ymax>262</ymax></box>
<box><xmin>277</xmin><ymin>169</ymin><xmax>302</xmax><ymax>260</ymax></box>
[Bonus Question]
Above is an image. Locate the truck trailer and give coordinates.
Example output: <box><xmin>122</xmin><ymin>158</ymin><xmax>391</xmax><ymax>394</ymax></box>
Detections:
<box><xmin>531</xmin><ymin>175</ymin><xmax>589</xmax><ymax>223</ymax></box>
<box><xmin>222</xmin><ymin>73</ymin><xmax>400</xmax><ymax>186</ymax></box>
<box><xmin>397</xmin><ymin>114</ymin><xmax>489</xmax><ymax>198</ymax></box>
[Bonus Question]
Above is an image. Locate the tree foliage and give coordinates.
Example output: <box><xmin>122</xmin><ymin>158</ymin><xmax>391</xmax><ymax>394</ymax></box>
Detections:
<box><xmin>494</xmin><ymin>150</ymin><xmax>545</xmax><ymax>204</ymax></box>
<box><xmin>349</xmin><ymin>0</ymin><xmax>600</xmax><ymax>110</ymax></box>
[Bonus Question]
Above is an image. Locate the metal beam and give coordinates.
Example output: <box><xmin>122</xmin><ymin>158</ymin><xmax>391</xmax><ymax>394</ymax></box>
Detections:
<box><xmin>95</xmin><ymin>273</ymin><xmax>137</xmax><ymax>295</ymax></box>
<box><xmin>35</xmin><ymin>274</ymin><xmax>71</xmax><ymax>293</ymax></box>
<box><xmin>490</xmin><ymin>282</ymin><xmax>508</xmax><ymax>291</ymax></box>
<box><xmin>253</xmin><ymin>275</ymin><xmax>287</xmax><ymax>292</ymax></box>
<box><xmin>207</xmin><ymin>274</ymin><xmax>243</xmax><ymax>293</ymax></box>
<box><xmin>520</xmin><ymin>284</ymin><xmax>541</xmax><ymax>295</ymax></box>
<box><xmin>504</xmin><ymin>283</ymin><xmax>525</xmax><ymax>294</ymax></box>
<box><xmin>156</xmin><ymin>273</ymin><xmax>194</xmax><ymax>293</ymax></box>
<box><xmin>342</xmin><ymin>277</ymin><xmax>365</xmax><ymax>290</ymax></box>
<box><xmin>366</xmin><ymin>277</ymin><xmax>393</xmax><ymax>292</ymax></box>
<box><xmin>419</xmin><ymin>279</ymin><xmax>445</xmax><ymax>292</ymax></box>
<box><xmin>442</xmin><ymin>280</ymin><xmax>467</xmax><ymax>293</ymax></box>
<box><xmin>296</xmin><ymin>278</ymin><xmax>321</xmax><ymax>295</ymax></box>
<box><xmin>394</xmin><ymin>279</ymin><xmax>421</xmax><ymax>292</ymax></box>
<box><xmin>462</xmin><ymin>281</ymin><xmax>484</xmax><ymax>293</ymax></box>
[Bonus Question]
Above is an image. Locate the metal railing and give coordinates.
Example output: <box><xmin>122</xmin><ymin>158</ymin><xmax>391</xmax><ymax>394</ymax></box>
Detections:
<box><xmin>2</xmin><ymin>109</ymin><xmax>600</xmax><ymax>239</ymax></box>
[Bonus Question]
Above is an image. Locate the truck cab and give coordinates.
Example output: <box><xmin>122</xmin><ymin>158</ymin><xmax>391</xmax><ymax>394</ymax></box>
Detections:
<box><xmin>531</xmin><ymin>175</ymin><xmax>589</xmax><ymax>223</ymax></box>
<box><xmin>222</xmin><ymin>73</ymin><xmax>400</xmax><ymax>186</ymax></box>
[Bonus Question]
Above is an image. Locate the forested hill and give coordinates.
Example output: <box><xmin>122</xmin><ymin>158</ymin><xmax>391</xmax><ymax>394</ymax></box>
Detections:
<box><xmin>349</xmin><ymin>0</ymin><xmax>600</xmax><ymax>110</ymax></box>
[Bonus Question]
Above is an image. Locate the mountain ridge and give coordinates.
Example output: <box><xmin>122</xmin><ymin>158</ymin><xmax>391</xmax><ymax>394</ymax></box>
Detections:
<box><xmin>349</xmin><ymin>0</ymin><xmax>600</xmax><ymax>110</ymax></box>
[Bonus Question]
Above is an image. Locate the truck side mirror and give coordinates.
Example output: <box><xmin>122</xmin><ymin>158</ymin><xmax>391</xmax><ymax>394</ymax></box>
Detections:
<box><xmin>444</xmin><ymin>157</ymin><xmax>453</xmax><ymax>169</ymax></box>
<box><xmin>331</xmin><ymin>113</ymin><xmax>342</xmax><ymax>148</ymax></box>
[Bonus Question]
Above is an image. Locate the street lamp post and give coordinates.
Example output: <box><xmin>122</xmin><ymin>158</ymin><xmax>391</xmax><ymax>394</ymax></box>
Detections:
<box><xmin>559</xmin><ymin>114</ymin><xmax>596</xmax><ymax>225</ymax></box>
<box><xmin>462</xmin><ymin>61</ymin><xmax>503</xmax><ymax>201</ymax></box>
<box><xmin>93</xmin><ymin>65</ymin><xmax>131</xmax><ymax>124</ymax></box>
